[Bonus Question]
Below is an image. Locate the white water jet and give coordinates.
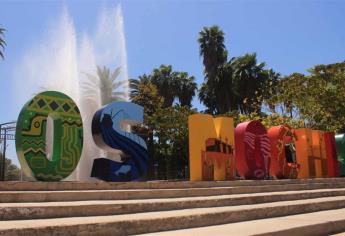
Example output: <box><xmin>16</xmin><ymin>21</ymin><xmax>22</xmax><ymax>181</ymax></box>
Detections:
<box><xmin>76</xmin><ymin>34</ymin><xmax>100</xmax><ymax>181</ymax></box>
<box><xmin>14</xmin><ymin>4</ymin><xmax>129</xmax><ymax>181</ymax></box>
<box><xmin>14</xmin><ymin>7</ymin><xmax>79</xmax><ymax>104</ymax></box>
<box><xmin>94</xmin><ymin>5</ymin><xmax>129</xmax><ymax>98</ymax></box>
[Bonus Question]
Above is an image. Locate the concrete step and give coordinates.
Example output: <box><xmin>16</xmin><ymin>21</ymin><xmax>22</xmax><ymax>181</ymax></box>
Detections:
<box><xmin>1</xmin><ymin>178</ymin><xmax>345</xmax><ymax>191</ymax></box>
<box><xmin>2</xmin><ymin>182</ymin><xmax>345</xmax><ymax>203</ymax></box>
<box><xmin>332</xmin><ymin>232</ymin><xmax>345</xmax><ymax>236</ymax></box>
<box><xmin>140</xmin><ymin>208</ymin><xmax>345</xmax><ymax>236</ymax></box>
<box><xmin>0</xmin><ymin>196</ymin><xmax>345</xmax><ymax>235</ymax></box>
<box><xmin>1</xmin><ymin>188</ymin><xmax>345</xmax><ymax>220</ymax></box>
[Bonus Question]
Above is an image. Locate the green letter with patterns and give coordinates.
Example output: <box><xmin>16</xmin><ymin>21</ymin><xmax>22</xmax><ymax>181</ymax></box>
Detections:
<box><xmin>15</xmin><ymin>91</ymin><xmax>83</xmax><ymax>181</ymax></box>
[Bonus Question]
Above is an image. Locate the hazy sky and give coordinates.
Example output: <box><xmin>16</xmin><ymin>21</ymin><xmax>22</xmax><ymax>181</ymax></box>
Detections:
<box><xmin>1</xmin><ymin>0</ymin><xmax>345</xmax><ymax>165</ymax></box>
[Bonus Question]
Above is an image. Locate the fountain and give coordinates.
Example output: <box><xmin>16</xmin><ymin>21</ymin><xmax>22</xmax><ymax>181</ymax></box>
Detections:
<box><xmin>13</xmin><ymin>4</ymin><xmax>129</xmax><ymax>181</ymax></box>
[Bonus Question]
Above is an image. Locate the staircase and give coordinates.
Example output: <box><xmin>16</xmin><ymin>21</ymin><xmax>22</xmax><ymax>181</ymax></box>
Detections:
<box><xmin>0</xmin><ymin>179</ymin><xmax>345</xmax><ymax>235</ymax></box>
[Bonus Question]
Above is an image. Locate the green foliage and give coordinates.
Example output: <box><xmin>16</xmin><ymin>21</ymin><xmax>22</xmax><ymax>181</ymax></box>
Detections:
<box><xmin>130</xmin><ymin>25</ymin><xmax>345</xmax><ymax>179</ymax></box>
<box><xmin>0</xmin><ymin>154</ymin><xmax>21</xmax><ymax>181</ymax></box>
<box><xmin>5</xmin><ymin>158</ymin><xmax>20</xmax><ymax>181</ymax></box>
<box><xmin>151</xmin><ymin>105</ymin><xmax>196</xmax><ymax>178</ymax></box>
<box><xmin>266</xmin><ymin>73</ymin><xmax>304</xmax><ymax>117</ymax></box>
<box><xmin>225</xmin><ymin>112</ymin><xmax>305</xmax><ymax>130</ymax></box>
<box><xmin>0</xmin><ymin>27</ymin><xmax>5</xmax><ymax>60</ymax></box>
<box><xmin>130</xmin><ymin>80</ymin><xmax>163</xmax><ymax>117</ymax></box>
<box><xmin>198</xmin><ymin>26</ymin><xmax>278</xmax><ymax>115</ymax></box>
<box><xmin>231</xmin><ymin>53</ymin><xmax>273</xmax><ymax>114</ymax></box>
<box><xmin>176</xmin><ymin>72</ymin><xmax>198</xmax><ymax>107</ymax></box>
<box><xmin>198</xmin><ymin>25</ymin><xmax>229</xmax><ymax>114</ymax></box>
<box><xmin>130</xmin><ymin>76</ymin><xmax>196</xmax><ymax>179</ymax></box>
<box><xmin>151</xmin><ymin>65</ymin><xmax>197</xmax><ymax>108</ymax></box>
<box><xmin>131</xmin><ymin>65</ymin><xmax>197</xmax><ymax>108</ymax></box>
<box><xmin>268</xmin><ymin>62</ymin><xmax>345</xmax><ymax>132</ymax></box>
<box><xmin>198</xmin><ymin>25</ymin><xmax>227</xmax><ymax>80</ymax></box>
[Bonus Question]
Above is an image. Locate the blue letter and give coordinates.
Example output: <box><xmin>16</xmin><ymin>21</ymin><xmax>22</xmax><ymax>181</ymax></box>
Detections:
<box><xmin>91</xmin><ymin>102</ymin><xmax>148</xmax><ymax>181</ymax></box>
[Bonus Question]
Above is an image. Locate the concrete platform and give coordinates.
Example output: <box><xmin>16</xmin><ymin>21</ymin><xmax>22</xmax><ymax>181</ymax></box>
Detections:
<box><xmin>1</xmin><ymin>182</ymin><xmax>345</xmax><ymax>203</ymax></box>
<box><xmin>141</xmin><ymin>208</ymin><xmax>345</xmax><ymax>236</ymax></box>
<box><xmin>0</xmin><ymin>178</ymin><xmax>345</xmax><ymax>191</ymax></box>
<box><xmin>0</xmin><ymin>178</ymin><xmax>344</xmax><ymax>235</ymax></box>
<box><xmin>1</xmin><ymin>188</ymin><xmax>345</xmax><ymax>220</ymax></box>
<box><xmin>0</xmin><ymin>196</ymin><xmax>345</xmax><ymax>235</ymax></box>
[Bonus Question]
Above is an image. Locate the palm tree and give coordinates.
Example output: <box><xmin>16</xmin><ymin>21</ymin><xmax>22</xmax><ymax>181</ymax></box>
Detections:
<box><xmin>130</xmin><ymin>65</ymin><xmax>197</xmax><ymax>108</ymax></box>
<box><xmin>129</xmin><ymin>74</ymin><xmax>151</xmax><ymax>100</ymax></box>
<box><xmin>231</xmin><ymin>53</ymin><xmax>267</xmax><ymax>114</ymax></box>
<box><xmin>176</xmin><ymin>73</ymin><xmax>197</xmax><ymax>107</ymax></box>
<box><xmin>198</xmin><ymin>26</ymin><xmax>235</xmax><ymax>114</ymax></box>
<box><xmin>198</xmin><ymin>82</ymin><xmax>218</xmax><ymax>114</ymax></box>
<box><xmin>82</xmin><ymin>65</ymin><xmax>128</xmax><ymax>105</ymax></box>
<box><xmin>198</xmin><ymin>61</ymin><xmax>235</xmax><ymax>114</ymax></box>
<box><xmin>151</xmin><ymin>65</ymin><xmax>178</xmax><ymax>108</ymax></box>
<box><xmin>0</xmin><ymin>27</ymin><xmax>6</xmax><ymax>60</ymax></box>
<box><xmin>198</xmin><ymin>26</ymin><xmax>227</xmax><ymax>80</ymax></box>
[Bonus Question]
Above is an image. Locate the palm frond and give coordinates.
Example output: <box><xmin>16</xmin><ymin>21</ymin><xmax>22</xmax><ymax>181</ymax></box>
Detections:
<box><xmin>111</xmin><ymin>80</ymin><xmax>128</xmax><ymax>89</ymax></box>
<box><xmin>0</xmin><ymin>27</ymin><xmax>6</xmax><ymax>60</ymax></box>
<box><xmin>110</xmin><ymin>67</ymin><xmax>121</xmax><ymax>82</ymax></box>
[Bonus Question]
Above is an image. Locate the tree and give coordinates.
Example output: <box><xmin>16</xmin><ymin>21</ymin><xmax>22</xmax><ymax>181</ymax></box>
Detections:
<box><xmin>266</xmin><ymin>73</ymin><xmax>303</xmax><ymax>117</ymax></box>
<box><xmin>198</xmin><ymin>45</ymin><xmax>272</xmax><ymax>114</ymax></box>
<box><xmin>269</xmin><ymin>62</ymin><xmax>345</xmax><ymax>132</ymax></box>
<box><xmin>198</xmin><ymin>81</ymin><xmax>218</xmax><ymax>114</ymax></box>
<box><xmin>231</xmin><ymin>53</ymin><xmax>269</xmax><ymax>114</ymax></box>
<box><xmin>82</xmin><ymin>66</ymin><xmax>128</xmax><ymax>105</ymax></box>
<box><xmin>176</xmin><ymin>72</ymin><xmax>197</xmax><ymax>107</ymax></box>
<box><xmin>130</xmin><ymin>81</ymin><xmax>164</xmax><ymax>179</ymax></box>
<box><xmin>0</xmin><ymin>27</ymin><xmax>5</xmax><ymax>60</ymax></box>
<box><xmin>198</xmin><ymin>25</ymin><xmax>227</xmax><ymax>80</ymax></box>
<box><xmin>199</xmin><ymin>61</ymin><xmax>235</xmax><ymax>114</ymax></box>
<box><xmin>0</xmin><ymin>154</ymin><xmax>21</xmax><ymax>181</ymax></box>
<box><xmin>130</xmin><ymin>74</ymin><xmax>196</xmax><ymax>179</ymax></box>
<box><xmin>262</xmin><ymin>68</ymin><xmax>281</xmax><ymax>112</ymax></box>
<box><xmin>150</xmin><ymin>65</ymin><xmax>177</xmax><ymax>107</ymax></box>
<box><xmin>129</xmin><ymin>74</ymin><xmax>151</xmax><ymax>100</ymax></box>
<box><xmin>198</xmin><ymin>26</ymin><xmax>232</xmax><ymax>115</ymax></box>
<box><xmin>151</xmin><ymin>105</ymin><xmax>196</xmax><ymax>179</ymax></box>
<box><xmin>132</xmin><ymin>65</ymin><xmax>197</xmax><ymax>108</ymax></box>
<box><xmin>5</xmin><ymin>158</ymin><xmax>20</xmax><ymax>181</ymax></box>
<box><xmin>227</xmin><ymin>111</ymin><xmax>305</xmax><ymax>130</ymax></box>
<box><xmin>198</xmin><ymin>26</ymin><xmax>274</xmax><ymax>115</ymax></box>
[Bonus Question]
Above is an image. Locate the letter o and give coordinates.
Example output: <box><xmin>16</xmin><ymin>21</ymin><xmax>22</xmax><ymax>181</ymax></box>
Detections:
<box><xmin>15</xmin><ymin>91</ymin><xmax>83</xmax><ymax>181</ymax></box>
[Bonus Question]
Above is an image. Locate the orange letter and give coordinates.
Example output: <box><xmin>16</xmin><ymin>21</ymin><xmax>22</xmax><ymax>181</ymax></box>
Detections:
<box><xmin>268</xmin><ymin>125</ymin><xmax>299</xmax><ymax>179</ymax></box>
<box><xmin>188</xmin><ymin>114</ymin><xmax>235</xmax><ymax>181</ymax></box>
<box><xmin>294</xmin><ymin>128</ymin><xmax>328</xmax><ymax>178</ymax></box>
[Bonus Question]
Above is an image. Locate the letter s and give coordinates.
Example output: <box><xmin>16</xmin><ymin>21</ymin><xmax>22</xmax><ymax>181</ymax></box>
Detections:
<box><xmin>91</xmin><ymin>101</ymin><xmax>148</xmax><ymax>181</ymax></box>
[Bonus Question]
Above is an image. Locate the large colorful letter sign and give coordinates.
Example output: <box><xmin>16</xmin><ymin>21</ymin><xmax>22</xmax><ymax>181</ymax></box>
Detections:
<box><xmin>268</xmin><ymin>125</ymin><xmax>299</xmax><ymax>179</ymax></box>
<box><xmin>294</xmin><ymin>128</ymin><xmax>314</xmax><ymax>178</ymax></box>
<box><xmin>235</xmin><ymin>121</ymin><xmax>270</xmax><ymax>179</ymax></box>
<box><xmin>312</xmin><ymin>130</ymin><xmax>328</xmax><ymax>178</ymax></box>
<box><xmin>91</xmin><ymin>101</ymin><xmax>148</xmax><ymax>181</ymax></box>
<box><xmin>15</xmin><ymin>91</ymin><xmax>83</xmax><ymax>181</ymax></box>
<box><xmin>324</xmin><ymin>132</ymin><xmax>340</xmax><ymax>177</ymax></box>
<box><xmin>188</xmin><ymin>114</ymin><xmax>235</xmax><ymax>181</ymax></box>
<box><xmin>335</xmin><ymin>134</ymin><xmax>345</xmax><ymax>176</ymax></box>
<box><xmin>294</xmin><ymin>129</ymin><xmax>328</xmax><ymax>178</ymax></box>
<box><xmin>311</xmin><ymin>130</ymin><xmax>328</xmax><ymax>178</ymax></box>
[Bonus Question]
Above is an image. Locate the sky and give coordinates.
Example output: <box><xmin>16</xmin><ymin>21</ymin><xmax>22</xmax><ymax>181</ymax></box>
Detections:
<box><xmin>1</xmin><ymin>0</ymin><xmax>345</xmax><ymax>166</ymax></box>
